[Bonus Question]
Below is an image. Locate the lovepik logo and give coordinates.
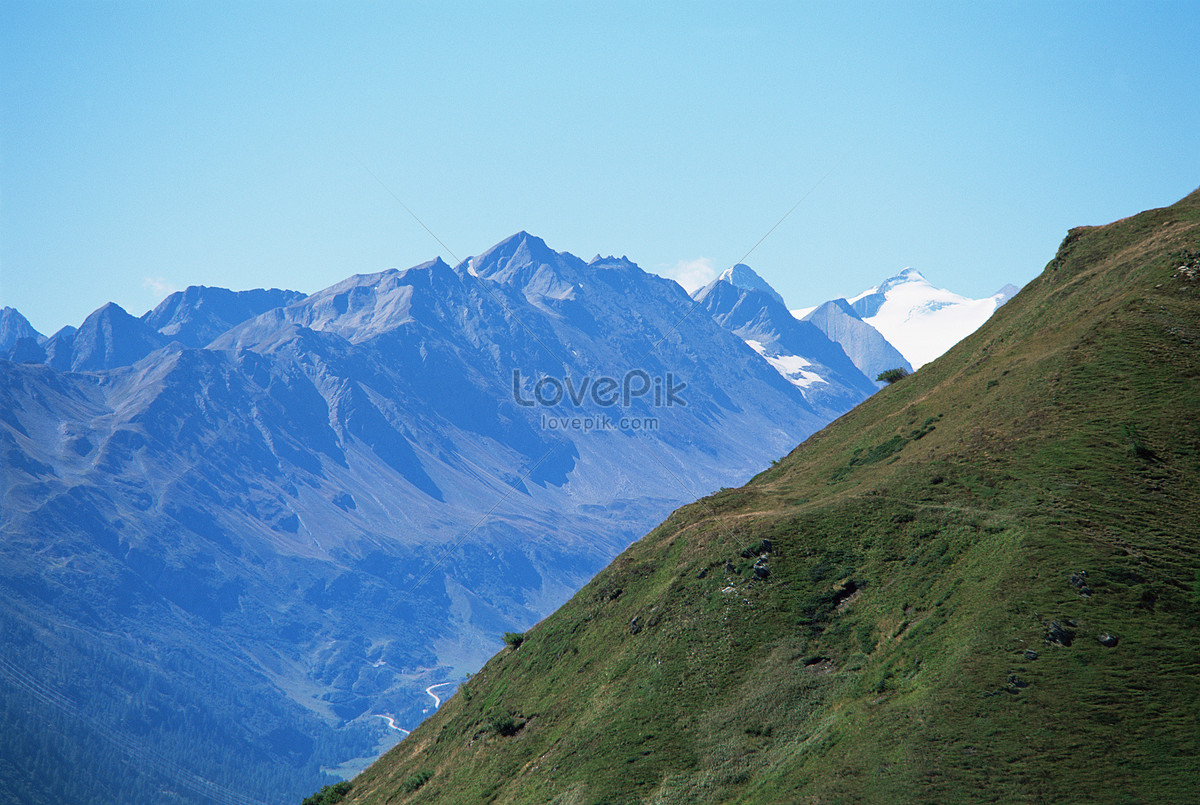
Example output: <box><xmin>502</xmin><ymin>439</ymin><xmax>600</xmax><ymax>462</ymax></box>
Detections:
<box><xmin>512</xmin><ymin>369</ymin><xmax>687</xmax><ymax>409</ymax></box>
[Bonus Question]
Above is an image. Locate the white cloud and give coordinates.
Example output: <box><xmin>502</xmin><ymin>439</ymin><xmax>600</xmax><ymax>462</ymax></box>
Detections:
<box><xmin>142</xmin><ymin>276</ymin><xmax>181</xmax><ymax>299</ymax></box>
<box><xmin>662</xmin><ymin>257</ymin><xmax>718</xmax><ymax>294</ymax></box>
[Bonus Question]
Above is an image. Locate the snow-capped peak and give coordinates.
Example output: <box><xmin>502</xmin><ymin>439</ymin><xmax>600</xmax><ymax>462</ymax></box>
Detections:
<box><xmin>846</xmin><ymin>268</ymin><xmax>930</xmax><ymax>308</ymax></box>
<box><xmin>847</xmin><ymin>269</ymin><xmax>1011</xmax><ymax>369</ymax></box>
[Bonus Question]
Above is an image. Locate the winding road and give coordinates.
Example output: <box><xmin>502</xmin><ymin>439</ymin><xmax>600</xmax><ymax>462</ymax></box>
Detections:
<box><xmin>373</xmin><ymin>714</ymin><xmax>410</xmax><ymax>734</ymax></box>
<box><xmin>370</xmin><ymin>681</ymin><xmax>457</xmax><ymax>736</ymax></box>
<box><xmin>424</xmin><ymin>681</ymin><xmax>456</xmax><ymax>710</ymax></box>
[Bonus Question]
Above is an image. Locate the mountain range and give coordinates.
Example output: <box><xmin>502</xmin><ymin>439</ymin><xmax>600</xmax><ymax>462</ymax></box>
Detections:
<box><xmin>0</xmin><ymin>232</ymin><xmax>1007</xmax><ymax>805</ymax></box>
<box><xmin>0</xmin><ymin>231</ymin><xmax>1015</xmax><ymax>805</ymax></box>
<box><xmin>336</xmin><ymin>189</ymin><xmax>1200</xmax><ymax>804</ymax></box>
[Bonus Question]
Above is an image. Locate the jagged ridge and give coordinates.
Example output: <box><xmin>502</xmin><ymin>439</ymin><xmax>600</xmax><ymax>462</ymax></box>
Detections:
<box><xmin>0</xmin><ymin>233</ymin><xmax>849</xmax><ymax>805</ymax></box>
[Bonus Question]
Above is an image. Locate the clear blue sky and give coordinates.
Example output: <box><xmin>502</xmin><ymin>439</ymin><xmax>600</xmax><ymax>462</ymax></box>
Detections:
<box><xmin>3</xmin><ymin>1</ymin><xmax>1199</xmax><ymax>336</ymax></box>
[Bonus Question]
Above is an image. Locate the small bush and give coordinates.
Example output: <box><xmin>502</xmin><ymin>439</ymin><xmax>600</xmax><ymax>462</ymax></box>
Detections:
<box><xmin>502</xmin><ymin>631</ymin><xmax>525</xmax><ymax>649</ymax></box>
<box><xmin>301</xmin><ymin>781</ymin><xmax>352</xmax><ymax>805</ymax></box>
<box><xmin>489</xmin><ymin>713</ymin><xmax>521</xmax><ymax>736</ymax></box>
<box><xmin>401</xmin><ymin>770</ymin><xmax>432</xmax><ymax>793</ymax></box>
<box><xmin>877</xmin><ymin>367</ymin><xmax>910</xmax><ymax>384</ymax></box>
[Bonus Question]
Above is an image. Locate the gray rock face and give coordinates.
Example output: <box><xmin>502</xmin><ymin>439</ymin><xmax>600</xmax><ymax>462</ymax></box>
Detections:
<box><xmin>800</xmin><ymin>299</ymin><xmax>913</xmax><ymax>387</ymax></box>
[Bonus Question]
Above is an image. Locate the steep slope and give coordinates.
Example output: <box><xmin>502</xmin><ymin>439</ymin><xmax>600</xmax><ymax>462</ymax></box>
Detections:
<box><xmin>848</xmin><ymin>268</ymin><xmax>1016</xmax><ymax>368</ymax></box>
<box><xmin>800</xmin><ymin>297</ymin><xmax>913</xmax><ymax>386</ymax></box>
<box><xmin>345</xmin><ymin>189</ymin><xmax>1200</xmax><ymax>804</ymax></box>
<box><xmin>0</xmin><ymin>234</ymin><xmax>834</xmax><ymax>805</ymax></box>
<box><xmin>692</xmin><ymin>265</ymin><xmax>879</xmax><ymax>419</ymax></box>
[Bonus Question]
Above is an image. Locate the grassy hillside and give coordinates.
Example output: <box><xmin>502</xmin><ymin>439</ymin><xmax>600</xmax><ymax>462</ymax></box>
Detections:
<box><xmin>334</xmin><ymin>189</ymin><xmax>1200</xmax><ymax>804</ymax></box>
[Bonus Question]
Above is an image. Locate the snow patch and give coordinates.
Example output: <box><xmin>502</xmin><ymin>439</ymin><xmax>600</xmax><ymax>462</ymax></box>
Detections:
<box><xmin>745</xmin><ymin>339</ymin><xmax>827</xmax><ymax>389</ymax></box>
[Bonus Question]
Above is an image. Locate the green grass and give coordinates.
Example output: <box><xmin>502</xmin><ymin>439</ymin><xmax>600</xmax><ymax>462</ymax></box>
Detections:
<box><xmin>334</xmin><ymin>188</ymin><xmax>1200</xmax><ymax>804</ymax></box>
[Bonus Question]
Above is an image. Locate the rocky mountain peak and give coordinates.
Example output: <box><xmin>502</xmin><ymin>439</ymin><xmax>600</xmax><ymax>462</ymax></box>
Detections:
<box><xmin>716</xmin><ymin>263</ymin><xmax>788</xmax><ymax>307</ymax></box>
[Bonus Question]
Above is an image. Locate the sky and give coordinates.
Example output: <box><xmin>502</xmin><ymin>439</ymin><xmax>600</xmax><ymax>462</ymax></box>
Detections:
<box><xmin>3</xmin><ymin>1</ymin><xmax>1199</xmax><ymax>336</ymax></box>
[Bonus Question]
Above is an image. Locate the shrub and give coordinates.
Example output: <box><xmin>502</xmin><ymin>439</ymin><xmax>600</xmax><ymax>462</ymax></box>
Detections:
<box><xmin>401</xmin><ymin>770</ymin><xmax>433</xmax><ymax>793</ymax></box>
<box><xmin>489</xmin><ymin>713</ymin><xmax>521</xmax><ymax>736</ymax></box>
<box><xmin>876</xmin><ymin>367</ymin><xmax>910</xmax><ymax>384</ymax></box>
<box><xmin>502</xmin><ymin>631</ymin><xmax>525</xmax><ymax>649</ymax></box>
<box><xmin>301</xmin><ymin>780</ymin><xmax>352</xmax><ymax>805</ymax></box>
